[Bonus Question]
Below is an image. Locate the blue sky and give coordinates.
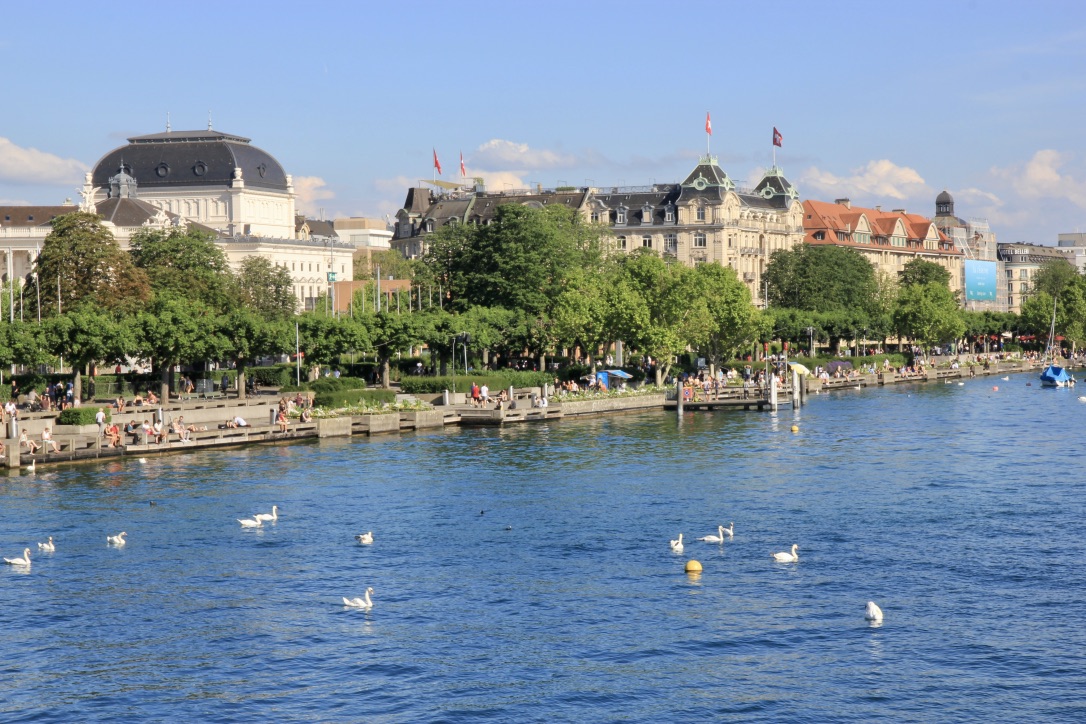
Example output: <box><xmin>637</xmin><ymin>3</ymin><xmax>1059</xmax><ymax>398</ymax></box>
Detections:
<box><xmin>3</xmin><ymin>0</ymin><xmax>1086</xmax><ymax>244</ymax></box>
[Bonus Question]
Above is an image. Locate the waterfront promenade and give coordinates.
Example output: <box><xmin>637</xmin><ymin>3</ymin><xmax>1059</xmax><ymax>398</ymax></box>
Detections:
<box><xmin>0</xmin><ymin>357</ymin><xmax>1055</xmax><ymax>471</ymax></box>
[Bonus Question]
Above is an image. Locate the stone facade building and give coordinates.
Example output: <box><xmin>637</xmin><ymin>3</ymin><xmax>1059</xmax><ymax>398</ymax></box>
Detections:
<box><xmin>997</xmin><ymin>242</ymin><xmax>1075</xmax><ymax>313</ymax></box>
<box><xmin>391</xmin><ymin>156</ymin><xmax>805</xmax><ymax>305</ymax></box>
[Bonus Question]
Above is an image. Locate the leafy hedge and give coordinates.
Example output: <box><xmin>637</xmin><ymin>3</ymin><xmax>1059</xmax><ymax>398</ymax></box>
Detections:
<box><xmin>57</xmin><ymin>408</ymin><xmax>109</xmax><ymax>426</ymax></box>
<box><xmin>313</xmin><ymin>389</ymin><xmax>396</xmax><ymax>408</ymax></box>
<box><xmin>399</xmin><ymin>371</ymin><xmax>552</xmax><ymax>394</ymax></box>
<box><xmin>249</xmin><ymin>365</ymin><xmax>295</xmax><ymax>387</ymax></box>
<box><xmin>280</xmin><ymin>376</ymin><xmax>367</xmax><ymax>394</ymax></box>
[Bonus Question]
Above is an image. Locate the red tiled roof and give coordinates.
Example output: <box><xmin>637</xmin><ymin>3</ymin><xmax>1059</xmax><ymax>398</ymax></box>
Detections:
<box><xmin>802</xmin><ymin>199</ymin><xmax>960</xmax><ymax>256</ymax></box>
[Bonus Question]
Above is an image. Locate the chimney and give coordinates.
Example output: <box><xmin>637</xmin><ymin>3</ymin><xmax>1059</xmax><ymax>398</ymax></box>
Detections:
<box><xmin>835</xmin><ymin>198</ymin><xmax>851</xmax><ymax>209</ymax></box>
<box><xmin>875</xmin><ymin>205</ymin><xmax>882</xmax><ymax>212</ymax></box>
<box><xmin>892</xmin><ymin>208</ymin><xmax>906</xmax><ymax>214</ymax></box>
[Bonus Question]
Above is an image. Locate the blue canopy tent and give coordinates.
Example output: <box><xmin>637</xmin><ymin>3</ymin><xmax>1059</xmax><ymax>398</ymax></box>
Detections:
<box><xmin>584</xmin><ymin>369</ymin><xmax>633</xmax><ymax>390</ymax></box>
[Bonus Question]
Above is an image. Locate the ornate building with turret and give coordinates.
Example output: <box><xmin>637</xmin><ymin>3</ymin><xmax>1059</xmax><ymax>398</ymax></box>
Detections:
<box><xmin>391</xmin><ymin>156</ymin><xmax>805</xmax><ymax>305</ymax></box>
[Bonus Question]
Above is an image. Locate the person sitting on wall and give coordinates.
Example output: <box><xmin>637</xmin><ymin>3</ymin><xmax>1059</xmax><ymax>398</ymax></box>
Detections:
<box><xmin>300</xmin><ymin>408</ymin><xmax>312</xmax><ymax>423</ymax></box>
<box><xmin>277</xmin><ymin>410</ymin><xmax>289</xmax><ymax>432</ymax></box>
<box><xmin>115</xmin><ymin>396</ymin><xmax>127</xmax><ymax>413</ymax></box>
<box><xmin>106</xmin><ymin>423</ymin><xmax>122</xmax><ymax>448</ymax></box>
<box><xmin>133</xmin><ymin>392</ymin><xmax>144</xmax><ymax>407</ymax></box>
<box><xmin>172</xmin><ymin>417</ymin><xmax>191</xmax><ymax>442</ymax></box>
<box><xmin>20</xmin><ymin>429</ymin><xmax>40</xmax><ymax>454</ymax></box>
<box><xmin>146</xmin><ymin>390</ymin><xmax>159</xmax><ymax>405</ymax></box>
<box><xmin>41</xmin><ymin>426</ymin><xmax>61</xmax><ymax>454</ymax></box>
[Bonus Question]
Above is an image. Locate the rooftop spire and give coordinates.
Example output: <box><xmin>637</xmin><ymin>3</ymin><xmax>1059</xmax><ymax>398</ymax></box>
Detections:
<box><xmin>208</xmin><ymin>110</ymin><xmax>213</xmax><ymax>131</ymax></box>
<box><xmin>166</xmin><ymin>111</ymin><xmax>171</xmax><ymax>133</ymax></box>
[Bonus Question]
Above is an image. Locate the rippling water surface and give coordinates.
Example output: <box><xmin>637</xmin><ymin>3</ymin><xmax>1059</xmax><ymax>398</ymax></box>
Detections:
<box><xmin>2</xmin><ymin>374</ymin><xmax>1086</xmax><ymax>722</ymax></box>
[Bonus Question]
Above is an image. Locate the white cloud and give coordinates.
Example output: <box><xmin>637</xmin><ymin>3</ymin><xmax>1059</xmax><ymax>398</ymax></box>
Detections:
<box><xmin>471</xmin><ymin>139</ymin><xmax>577</xmax><ymax>170</ymax></box>
<box><xmin>0</xmin><ymin>197</ymin><xmax>31</xmax><ymax>205</ymax></box>
<box><xmin>0</xmin><ymin>137</ymin><xmax>87</xmax><ymax>185</ymax></box>
<box><xmin>374</xmin><ymin>175</ymin><xmax>415</xmax><ymax>195</ymax></box>
<box><xmin>800</xmin><ymin>159</ymin><xmax>930</xmax><ymax>201</ymax></box>
<box><xmin>994</xmin><ymin>149</ymin><xmax>1086</xmax><ymax>209</ymax></box>
<box><xmin>293</xmin><ymin>175</ymin><xmax>335</xmax><ymax>212</ymax></box>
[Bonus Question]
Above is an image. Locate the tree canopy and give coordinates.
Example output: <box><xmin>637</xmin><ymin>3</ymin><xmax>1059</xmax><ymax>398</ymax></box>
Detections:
<box><xmin>764</xmin><ymin>244</ymin><xmax>879</xmax><ymax>314</ymax></box>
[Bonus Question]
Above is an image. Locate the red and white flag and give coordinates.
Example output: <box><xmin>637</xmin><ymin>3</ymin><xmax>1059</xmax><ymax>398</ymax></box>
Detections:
<box><xmin>706</xmin><ymin>111</ymin><xmax>712</xmax><ymax>136</ymax></box>
<box><xmin>433</xmin><ymin>148</ymin><xmax>442</xmax><ymax>175</ymax></box>
<box><xmin>459</xmin><ymin>151</ymin><xmax>466</xmax><ymax>177</ymax></box>
<box><xmin>772</xmin><ymin>127</ymin><xmax>783</xmax><ymax>147</ymax></box>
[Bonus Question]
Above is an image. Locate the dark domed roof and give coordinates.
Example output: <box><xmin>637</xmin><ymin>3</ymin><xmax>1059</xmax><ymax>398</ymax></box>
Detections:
<box><xmin>936</xmin><ymin>189</ymin><xmax>953</xmax><ymax>204</ymax></box>
<box><xmin>91</xmin><ymin>130</ymin><xmax>289</xmax><ymax>192</ymax></box>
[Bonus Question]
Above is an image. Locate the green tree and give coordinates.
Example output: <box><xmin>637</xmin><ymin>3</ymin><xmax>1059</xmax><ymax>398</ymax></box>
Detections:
<box><xmin>223</xmin><ymin>309</ymin><xmax>292</xmax><ymax>399</ymax></box>
<box><xmin>611</xmin><ymin>250</ymin><xmax>711</xmax><ymax>385</ymax></box>
<box><xmin>33</xmin><ymin>212</ymin><xmax>150</xmax><ymax>315</ymax></box>
<box><xmin>297</xmin><ymin>312</ymin><xmax>368</xmax><ymax>374</ymax></box>
<box><xmin>900</xmin><ymin>258</ymin><xmax>952</xmax><ymax>288</ymax></box>
<box><xmin>133</xmin><ymin>297</ymin><xmax>230</xmax><ymax>401</ymax></box>
<box><xmin>355</xmin><ymin>249</ymin><xmax>418</xmax><ymax>282</ymax></box>
<box><xmin>0</xmin><ymin>321</ymin><xmax>47</xmax><ymax>369</ymax></box>
<box><xmin>892</xmin><ymin>282</ymin><xmax>965</xmax><ymax>351</ymax></box>
<box><xmin>129</xmin><ymin>227</ymin><xmax>235</xmax><ymax>311</ymax></box>
<box><xmin>42</xmin><ymin>306</ymin><xmax>135</xmax><ymax>401</ymax></box>
<box><xmin>764</xmin><ymin>244</ymin><xmax>878</xmax><ymax>314</ymax></box>
<box><xmin>362</xmin><ymin>311</ymin><xmax>424</xmax><ymax>388</ymax></box>
<box><xmin>552</xmin><ymin>266</ymin><xmax>614</xmax><ymax>371</ymax></box>
<box><xmin>236</xmin><ymin>256</ymin><xmax>297</xmax><ymax>319</ymax></box>
<box><xmin>691</xmin><ymin>262</ymin><xmax>761</xmax><ymax>371</ymax></box>
<box><xmin>1030</xmin><ymin>259</ymin><xmax>1080</xmax><ymax>299</ymax></box>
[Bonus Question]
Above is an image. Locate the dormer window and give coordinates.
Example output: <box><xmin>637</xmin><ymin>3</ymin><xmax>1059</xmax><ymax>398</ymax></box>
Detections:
<box><xmin>425</xmin><ymin>220</ymin><xmax>434</xmax><ymax>232</ymax></box>
<box><xmin>616</xmin><ymin>207</ymin><xmax>627</xmax><ymax>224</ymax></box>
<box><xmin>590</xmin><ymin>210</ymin><xmax>601</xmax><ymax>223</ymax></box>
<box><xmin>642</xmin><ymin>205</ymin><xmax>653</xmax><ymax>224</ymax></box>
<box><xmin>665</xmin><ymin>205</ymin><xmax>675</xmax><ymax>222</ymax></box>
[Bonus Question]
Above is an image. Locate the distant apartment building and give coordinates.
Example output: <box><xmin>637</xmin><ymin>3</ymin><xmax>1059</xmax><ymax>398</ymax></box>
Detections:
<box><xmin>997</xmin><ymin>242</ymin><xmax>1075</xmax><ymax>313</ymax></box>
<box><xmin>802</xmin><ymin>198</ymin><xmax>964</xmax><ymax>295</ymax></box>
<box><xmin>1056</xmin><ymin>232</ymin><xmax>1086</xmax><ymax>273</ymax></box>
<box><xmin>391</xmin><ymin>156</ymin><xmax>805</xmax><ymax>306</ymax></box>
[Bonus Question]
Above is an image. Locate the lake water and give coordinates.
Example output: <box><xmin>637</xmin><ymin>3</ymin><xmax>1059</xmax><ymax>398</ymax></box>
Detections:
<box><xmin>2</xmin><ymin>373</ymin><xmax>1085</xmax><ymax>722</ymax></box>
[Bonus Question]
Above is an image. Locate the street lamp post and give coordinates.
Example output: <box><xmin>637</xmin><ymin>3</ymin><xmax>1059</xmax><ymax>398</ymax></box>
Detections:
<box><xmin>806</xmin><ymin>326</ymin><xmax>814</xmax><ymax>357</ymax></box>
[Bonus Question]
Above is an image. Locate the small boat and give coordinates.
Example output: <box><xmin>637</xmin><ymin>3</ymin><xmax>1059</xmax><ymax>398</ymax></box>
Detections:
<box><xmin>1040</xmin><ymin>297</ymin><xmax>1070</xmax><ymax>387</ymax></box>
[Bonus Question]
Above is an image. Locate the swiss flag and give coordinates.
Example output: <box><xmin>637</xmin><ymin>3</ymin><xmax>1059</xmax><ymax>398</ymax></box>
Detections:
<box><xmin>433</xmin><ymin>148</ymin><xmax>442</xmax><ymax>174</ymax></box>
<box><xmin>460</xmin><ymin>151</ymin><xmax>466</xmax><ymax>177</ymax></box>
<box><xmin>773</xmin><ymin>127</ymin><xmax>783</xmax><ymax>147</ymax></box>
<box><xmin>705</xmin><ymin>112</ymin><xmax>712</xmax><ymax>136</ymax></box>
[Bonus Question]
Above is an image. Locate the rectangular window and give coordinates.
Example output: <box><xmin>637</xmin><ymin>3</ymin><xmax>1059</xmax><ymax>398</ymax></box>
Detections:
<box><xmin>617</xmin><ymin>236</ymin><xmax>627</xmax><ymax>250</ymax></box>
<box><xmin>617</xmin><ymin>210</ymin><xmax>627</xmax><ymax>224</ymax></box>
<box><xmin>642</xmin><ymin>235</ymin><xmax>652</xmax><ymax>248</ymax></box>
<box><xmin>665</xmin><ymin>207</ymin><xmax>675</xmax><ymax>222</ymax></box>
<box><xmin>696</xmin><ymin>207</ymin><xmax>706</xmax><ymax>221</ymax></box>
<box><xmin>665</xmin><ymin>234</ymin><xmax>677</xmax><ymax>253</ymax></box>
<box><xmin>694</xmin><ymin>233</ymin><xmax>707</xmax><ymax>248</ymax></box>
<box><xmin>590</xmin><ymin>211</ymin><xmax>600</xmax><ymax>223</ymax></box>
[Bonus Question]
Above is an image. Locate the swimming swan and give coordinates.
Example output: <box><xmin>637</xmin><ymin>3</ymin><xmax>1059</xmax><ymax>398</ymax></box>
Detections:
<box><xmin>772</xmin><ymin>544</ymin><xmax>799</xmax><ymax>562</ymax></box>
<box><xmin>107</xmin><ymin>532</ymin><xmax>127</xmax><ymax>546</ymax></box>
<box><xmin>669</xmin><ymin>533</ymin><xmax>683</xmax><ymax>553</ymax></box>
<box><xmin>355</xmin><ymin>532</ymin><xmax>374</xmax><ymax>545</ymax></box>
<box><xmin>238</xmin><ymin>516</ymin><xmax>262</xmax><ymax>528</ymax></box>
<box><xmin>698</xmin><ymin>525</ymin><xmax>727</xmax><ymax>543</ymax></box>
<box><xmin>1001</xmin><ymin>376</ymin><xmax>1010</xmax><ymax>381</ymax></box>
<box><xmin>720</xmin><ymin>522</ymin><xmax>735</xmax><ymax>538</ymax></box>
<box><xmin>343</xmin><ymin>587</ymin><xmax>374</xmax><ymax>609</ymax></box>
<box><xmin>865</xmin><ymin>601</ymin><xmax>884</xmax><ymax>622</ymax></box>
<box><xmin>37</xmin><ymin>536</ymin><xmax>55</xmax><ymax>552</ymax></box>
<box><xmin>254</xmin><ymin>505</ymin><xmax>278</xmax><ymax>523</ymax></box>
<box><xmin>3</xmin><ymin>548</ymin><xmax>31</xmax><ymax>566</ymax></box>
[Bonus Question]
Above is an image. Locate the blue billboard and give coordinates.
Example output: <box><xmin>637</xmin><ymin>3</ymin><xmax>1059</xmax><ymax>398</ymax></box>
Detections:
<box><xmin>964</xmin><ymin>260</ymin><xmax>998</xmax><ymax>301</ymax></box>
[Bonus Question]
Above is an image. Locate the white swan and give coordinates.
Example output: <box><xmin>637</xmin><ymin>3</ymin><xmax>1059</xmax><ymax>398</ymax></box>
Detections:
<box><xmin>1001</xmin><ymin>376</ymin><xmax>1010</xmax><ymax>381</ymax></box>
<box><xmin>698</xmin><ymin>525</ymin><xmax>727</xmax><ymax>543</ymax></box>
<box><xmin>669</xmin><ymin>533</ymin><xmax>683</xmax><ymax>553</ymax></box>
<box><xmin>3</xmin><ymin>548</ymin><xmax>31</xmax><ymax>566</ymax></box>
<box><xmin>37</xmin><ymin>536</ymin><xmax>55</xmax><ymax>552</ymax></box>
<box><xmin>355</xmin><ymin>531</ymin><xmax>374</xmax><ymax>545</ymax></box>
<box><xmin>107</xmin><ymin>531</ymin><xmax>127</xmax><ymax>546</ymax></box>
<box><xmin>1078</xmin><ymin>396</ymin><xmax>1086</xmax><ymax>402</ymax></box>
<box><xmin>254</xmin><ymin>505</ymin><xmax>278</xmax><ymax>523</ymax></box>
<box><xmin>865</xmin><ymin>601</ymin><xmax>884</xmax><ymax>622</ymax></box>
<box><xmin>343</xmin><ymin>587</ymin><xmax>374</xmax><ymax>609</ymax></box>
<box><xmin>720</xmin><ymin>522</ymin><xmax>735</xmax><ymax>538</ymax></box>
<box><xmin>237</xmin><ymin>516</ymin><xmax>262</xmax><ymax>528</ymax></box>
<box><xmin>772</xmin><ymin>543</ymin><xmax>799</xmax><ymax>562</ymax></box>
<box><xmin>957</xmin><ymin>382</ymin><xmax>965</xmax><ymax>386</ymax></box>
<box><xmin>26</xmin><ymin>458</ymin><xmax>35</xmax><ymax>474</ymax></box>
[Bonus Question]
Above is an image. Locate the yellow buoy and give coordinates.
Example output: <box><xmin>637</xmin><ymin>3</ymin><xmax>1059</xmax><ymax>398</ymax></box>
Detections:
<box><xmin>685</xmin><ymin>559</ymin><xmax>703</xmax><ymax>573</ymax></box>
<box><xmin>791</xmin><ymin>425</ymin><xmax>799</xmax><ymax>433</ymax></box>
